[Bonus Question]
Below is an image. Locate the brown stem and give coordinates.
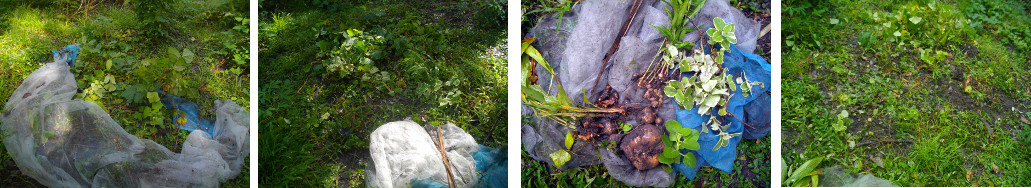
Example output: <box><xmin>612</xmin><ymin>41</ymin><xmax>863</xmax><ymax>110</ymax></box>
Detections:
<box><xmin>434</xmin><ymin>125</ymin><xmax>457</xmax><ymax>188</ymax></box>
<box><xmin>726</xmin><ymin>111</ymin><xmax>758</xmax><ymax>130</ymax></box>
<box><xmin>591</xmin><ymin>0</ymin><xmax>644</xmax><ymax>95</ymax></box>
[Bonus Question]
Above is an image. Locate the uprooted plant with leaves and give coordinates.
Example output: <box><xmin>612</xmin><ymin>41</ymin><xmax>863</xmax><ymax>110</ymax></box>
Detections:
<box><xmin>522</xmin><ymin>0</ymin><xmax>759</xmax><ymax>173</ymax></box>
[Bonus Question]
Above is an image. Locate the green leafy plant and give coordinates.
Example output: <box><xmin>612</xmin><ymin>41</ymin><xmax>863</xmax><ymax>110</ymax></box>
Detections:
<box><xmin>783</xmin><ymin>156</ymin><xmax>824</xmax><ymax>187</ymax></box>
<box><xmin>919</xmin><ymin>49</ymin><xmax>949</xmax><ymax>80</ymax></box>
<box><xmin>521</xmin><ymin>0</ymin><xmax>576</xmax><ymax>31</ymax></box>
<box><xmin>521</xmin><ymin>39</ymin><xmax>622</xmax><ymax>129</ymax></box>
<box><xmin>322</xmin><ymin>29</ymin><xmax>396</xmax><ymax>95</ymax></box>
<box><xmin>78</xmin><ymin>72</ymin><xmax>119</xmax><ymax>109</ymax></box>
<box><xmin>550</xmin><ymin>132</ymin><xmax>575</xmax><ymax>168</ymax></box>
<box><xmin>662</xmin><ymin>17</ymin><xmax>757</xmax><ymax>151</ymax></box>
<box><xmin>706</xmin><ymin>17</ymin><xmax>738</xmax><ymax>55</ymax></box>
<box><xmin>653</xmin><ymin>0</ymin><xmax>706</xmax><ymax>49</ymax></box>
<box><xmin>658</xmin><ymin>120</ymin><xmax>700</xmax><ymax>170</ymax></box>
<box><xmin>833</xmin><ymin>110</ymin><xmax>849</xmax><ymax>132</ymax></box>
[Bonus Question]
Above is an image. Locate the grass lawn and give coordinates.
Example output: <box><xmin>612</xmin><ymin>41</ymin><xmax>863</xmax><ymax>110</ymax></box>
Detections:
<box><xmin>783</xmin><ymin>0</ymin><xmax>1031</xmax><ymax>186</ymax></box>
<box><xmin>257</xmin><ymin>0</ymin><xmax>506</xmax><ymax>186</ymax></box>
<box><xmin>0</xmin><ymin>0</ymin><xmax>250</xmax><ymax>187</ymax></box>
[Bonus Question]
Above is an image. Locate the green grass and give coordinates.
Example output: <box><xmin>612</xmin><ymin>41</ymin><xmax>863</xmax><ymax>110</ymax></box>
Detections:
<box><xmin>257</xmin><ymin>0</ymin><xmax>506</xmax><ymax>186</ymax></box>
<box><xmin>783</xmin><ymin>0</ymin><xmax>1031</xmax><ymax>186</ymax></box>
<box><xmin>0</xmin><ymin>0</ymin><xmax>249</xmax><ymax>187</ymax></box>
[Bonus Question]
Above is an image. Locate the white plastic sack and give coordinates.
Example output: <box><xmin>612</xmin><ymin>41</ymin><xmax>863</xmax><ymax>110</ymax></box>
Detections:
<box><xmin>366</xmin><ymin>120</ymin><xmax>480</xmax><ymax>188</ymax></box>
<box><xmin>1</xmin><ymin>51</ymin><xmax>249</xmax><ymax>187</ymax></box>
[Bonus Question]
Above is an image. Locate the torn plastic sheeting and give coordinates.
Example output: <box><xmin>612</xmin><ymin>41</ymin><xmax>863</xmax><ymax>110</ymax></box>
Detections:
<box><xmin>819</xmin><ymin>167</ymin><xmax>898</xmax><ymax>187</ymax></box>
<box><xmin>0</xmin><ymin>44</ymin><xmax>250</xmax><ymax>187</ymax></box>
<box><xmin>411</xmin><ymin>145</ymin><xmax>508</xmax><ymax>188</ymax></box>
<box><xmin>159</xmin><ymin>90</ymin><xmax>216</xmax><ymax>137</ymax></box>
<box><xmin>367</xmin><ymin>120</ymin><xmax>507</xmax><ymax>188</ymax></box>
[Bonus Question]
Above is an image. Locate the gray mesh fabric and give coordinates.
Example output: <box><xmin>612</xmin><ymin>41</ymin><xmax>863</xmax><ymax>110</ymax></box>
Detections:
<box><xmin>366</xmin><ymin>120</ymin><xmax>480</xmax><ymax>188</ymax></box>
<box><xmin>1</xmin><ymin>51</ymin><xmax>249</xmax><ymax>187</ymax></box>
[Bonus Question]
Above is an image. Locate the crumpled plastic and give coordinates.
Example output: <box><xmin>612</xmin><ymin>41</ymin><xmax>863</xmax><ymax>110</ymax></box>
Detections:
<box><xmin>367</xmin><ymin>120</ymin><xmax>507</xmax><ymax>188</ymax></box>
<box><xmin>0</xmin><ymin>44</ymin><xmax>249</xmax><ymax>187</ymax></box>
<box><xmin>159</xmin><ymin>90</ymin><xmax>215</xmax><ymax>136</ymax></box>
<box><xmin>819</xmin><ymin>167</ymin><xmax>898</xmax><ymax>187</ymax></box>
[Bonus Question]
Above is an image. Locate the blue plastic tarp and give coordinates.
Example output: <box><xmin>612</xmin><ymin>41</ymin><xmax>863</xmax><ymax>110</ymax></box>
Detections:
<box><xmin>409</xmin><ymin>145</ymin><xmax>508</xmax><ymax>188</ymax></box>
<box><xmin>159</xmin><ymin>91</ymin><xmax>217</xmax><ymax>137</ymax></box>
<box><xmin>672</xmin><ymin>42</ymin><xmax>771</xmax><ymax>180</ymax></box>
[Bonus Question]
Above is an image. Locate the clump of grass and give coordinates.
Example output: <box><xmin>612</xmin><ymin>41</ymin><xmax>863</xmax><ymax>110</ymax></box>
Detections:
<box><xmin>783</xmin><ymin>0</ymin><xmax>1031</xmax><ymax>186</ymax></box>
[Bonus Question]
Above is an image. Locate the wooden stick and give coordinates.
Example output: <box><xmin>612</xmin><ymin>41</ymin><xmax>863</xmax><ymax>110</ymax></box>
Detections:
<box><xmin>435</xmin><ymin>125</ymin><xmax>457</xmax><ymax>188</ymax></box>
<box><xmin>591</xmin><ymin>0</ymin><xmax>644</xmax><ymax>94</ymax></box>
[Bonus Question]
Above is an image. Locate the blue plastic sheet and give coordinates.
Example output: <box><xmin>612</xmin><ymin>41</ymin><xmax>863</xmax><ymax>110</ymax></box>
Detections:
<box><xmin>52</xmin><ymin>44</ymin><xmax>80</xmax><ymax>67</ymax></box>
<box><xmin>473</xmin><ymin>145</ymin><xmax>507</xmax><ymax>187</ymax></box>
<box><xmin>159</xmin><ymin>91</ymin><xmax>216</xmax><ymax>137</ymax></box>
<box><xmin>672</xmin><ymin>42</ymin><xmax>771</xmax><ymax>180</ymax></box>
<box><xmin>408</xmin><ymin>145</ymin><xmax>508</xmax><ymax>188</ymax></box>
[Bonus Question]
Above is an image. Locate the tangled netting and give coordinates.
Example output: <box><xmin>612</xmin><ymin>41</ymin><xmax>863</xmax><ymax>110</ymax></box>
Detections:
<box><xmin>367</xmin><ymin>120</ymin><xmax>507</xmax><ymax>188</ymax></box>
<box><xmin>1</xmin><ymin>44</ymin><xmax>249</xmax><ymax>187</ymax></box>
<box><xmin>522</xmin><ymin>0</ymin><xmax>769</xmax><ymax>186</ymax></box>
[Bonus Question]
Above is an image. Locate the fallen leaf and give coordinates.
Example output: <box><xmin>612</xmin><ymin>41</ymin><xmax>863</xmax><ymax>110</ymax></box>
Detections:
<box><xmin>871</xmin><ymin>156</ymin><xmax>884</xmax><ymax>168</ymax></box>
<box><xmin>966</xmin><ymin>170</ymin><xmax>973</xmax><ymax>181</ymax></box>
<box><xmin>1020</xmin><ymin>116</ymin><xmax>1030</xmax><ymax>125</ymax></box>
<box><xmin>991</xmin><ymin>163</ymin><xmax>999</xmax><ymax>173</ymax></box>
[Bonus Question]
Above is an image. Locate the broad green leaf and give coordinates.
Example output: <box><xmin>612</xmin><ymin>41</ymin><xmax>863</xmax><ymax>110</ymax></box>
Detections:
<box><xmin>664</xmin><ymin>85</ymin><xmax>677</xmax><ymax>97</ymax></box>
<box><xmin>522</xmin><ymin>55</ymin><xmax>533</xmax><ymax>84</ymax></box>
<box><xmin>909</xmin><ymin>16</ymin><xmax>922</xmax><ymax>24</ymax></box>
<box><xmin>167</xmin><ymin>47</ymin><xmax>180</xmax><ymax>59</ymax></box>
<box><xmin>703</xmin><ymin>95</ymin><xmax>720</xmax><ymax>107</ymax></box>
<box><xmin>683</xmin><ymin>138</ymin><xmax>700</xmax><ymax>150</ymax></box>
<box><xmin>713</xmin><ymin>17</ymin><xmax>726</xmax><ymax>29</ymax></box>
<box><xmin>702</xmin><ymin>80</ymin><xmax>718</xmax><ymax>91</ymax></box>
<box><xmin>521</xmin><ymin>38</ymin><xmax>535</xmax><ymax>54</ymax></box>
<box><xmin>781</xmin><ymin>157</ymin><xmax>788</xmax><ymax>181</ymax></box>
<box><xmin>786</xmin><ymin>156</ymin><xmax>824</xmax><ymax>185</ymax></box>
<box><xmin>564</xmin><ymin>132</ymin><xmax>574</xmax><ymax>149</ymax></box>
<box><xmin>146</xmin><ymin>92</ymin><xmax>160</xmax><ymax>104</ymax></box>
<box><xmin>182</xmin><ymin>48</ymin><xmax>195</xmax><ymax>63</ymax></box>
<box><xmin>829</xmin><ymin>18</ymin><xmax>839</xmax><ymax>25</ymax></box>
<box><xmin>521</xmin><ymin>85</ymin><xmax>546</xmax><ymax>102</ymax></box>
<box><xmin>658</xmin><ymin>145</ymin><xmax>681</xmax><ymax>164</ymax></box>
<box><xmin>675</xmin><ymin>93</ymin><xmax>687</xmax><ymax>108</ymax></box>
<box><xmin>550</xmin><ymin>150</ymin><xmax>571</xmax><ymax>168</ymax></box>
<box><xmin>667</xmin><ymin>45</ymin><xmax>679</xmax><ymax>57</ymax></box>
<box><xmin>665</xmin><ymin>120</ymin><xmax>682</xmax><ymax>133</ymax></box>
<box><xmin>683</xmin><ymin>153</ymin><xmax>696</xmax><ymax>168</ymax></box>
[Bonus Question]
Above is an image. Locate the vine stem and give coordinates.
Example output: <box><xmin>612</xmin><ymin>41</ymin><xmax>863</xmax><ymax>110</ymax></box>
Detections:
<box><xmin>591</xmin><ymin>0</ymin><xmax>644</xmax><ymax>94</ymax></box>
<box><xmin>726</xmin><ymin>110</ymin><xmax>758</xmax><ymax>130</ymax></box>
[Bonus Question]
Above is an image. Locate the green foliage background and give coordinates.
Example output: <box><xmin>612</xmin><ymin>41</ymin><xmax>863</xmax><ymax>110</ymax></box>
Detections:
<box><xmin>783</xmin><ymin>0</ymin><xmax>1031</xmax><ymax>186</ymax></box>
<box><xmin>0</xmin><ymin>0</ymin><xmax>249</xmax><ymax>187</ymax></box>
<box><xmin>258</xmin><ymin>0</ymin><xmax>507</xmax><ymax>186</ymax></box>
